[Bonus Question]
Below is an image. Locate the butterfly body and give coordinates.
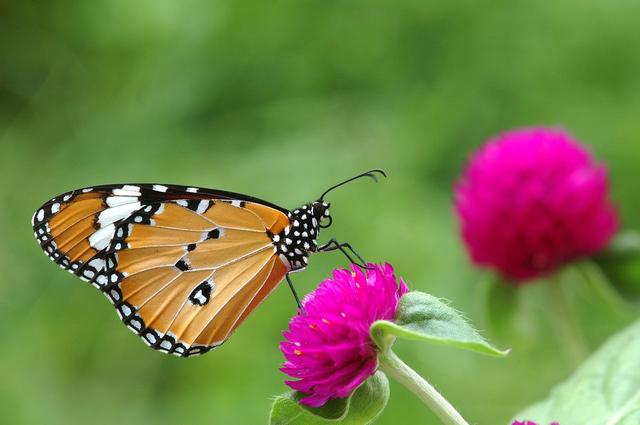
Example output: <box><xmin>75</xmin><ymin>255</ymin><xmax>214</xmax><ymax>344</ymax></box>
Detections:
<box><xmin>273</xmin><ymin>201</ymin><xmax>330</xmax><ymax>272</ymax></box>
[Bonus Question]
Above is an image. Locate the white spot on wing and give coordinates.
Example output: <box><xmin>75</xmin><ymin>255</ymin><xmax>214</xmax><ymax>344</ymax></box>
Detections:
<box><xmin>106</xmin><ymin>196</ymin><xmax>139</xmax><ymax>207</ymax></box>
<box><xmin>98</xmin><ymin>202</ymin><xmax>141</xmax><ymax>226</ymax></box>
<box><xmin>153</xmin><ymin>184</ymin><xmax>168</xmax><ymax>192</ymax></box>
<box><xmin>89</xmin><ymin>224</ymin><xmax>116</xmax><ymax>250</ymax></box>
<box><xmin>196</xmin><ymin>200</ymin><xmax>210</xmax><ymax>214</ymax></box>
<box><xmin>51</xmin><ymin>203</ymin><xmax>60</xmax><ymax>214</ymax></box>
<box><xmin>129</xmin><ymin>319</ymin><xmax>142</xmax><ymax>331</ymax></box>
<box><xmin>186</xmin><ymin>187</ymin><xmax>198</xmax><ymax>193</ymax></box>
<box><xmin>88</xmin><ymin>258</ymin><xmax>106</xmax><ymax>270</ymax></box>
<box><xmin>113</xmin><ymin>185</ymin><xmax>141</xmax><ymax>197</ymax></box>
<box><xmin>36</xmin><ymin>209</ymin><xmax>45</xmax><ymax>222</ymax></box>
<box><xmin>110</xmin><ymin>289</ymin><xmax>120</xmax><ymax>301</ymax></box>
<box><xmin>193</xmin><ymin>291</ymin><xmax>207</xmax><ymax>304</ymax></box>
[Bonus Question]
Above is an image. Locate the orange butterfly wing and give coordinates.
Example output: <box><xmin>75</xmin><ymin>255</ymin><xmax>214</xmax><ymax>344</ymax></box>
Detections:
<box><xmin>33</xmin><ymin>184</ymin><xmax>291</xmax><ymax>356</ymax></box>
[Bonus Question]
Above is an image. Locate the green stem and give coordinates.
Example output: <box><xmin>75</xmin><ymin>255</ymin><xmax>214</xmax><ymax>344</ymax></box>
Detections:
<box><xmin>378</xmin><ymin>349</ymin><xmax>470</xmax><ymax>425</ymax></box>
<box><xmin>546</xmin><ymin>274</ymin><xmax>588</xmax><ymax>366</ymax></box>
<box><xmin>576</xmin><ymin>261</ymin><xmax>629</xmax><ymax>314</ymax></box>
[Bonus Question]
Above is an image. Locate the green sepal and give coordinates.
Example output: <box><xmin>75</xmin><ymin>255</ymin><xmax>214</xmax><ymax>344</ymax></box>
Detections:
<box><xmin>269</xmin><ymin>372</ymin><xmax>390</xmax><ymax>425</ymax></box>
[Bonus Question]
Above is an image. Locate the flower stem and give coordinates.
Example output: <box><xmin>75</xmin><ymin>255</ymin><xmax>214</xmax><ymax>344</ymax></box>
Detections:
<box><xmin>576</xmin><ymin>261</ymin><xmax>630</xmax><ymax>315</ymax></box>
<box><xmin>546</xmin><ymin>274</ymin><xmax>588</xmax><ymax>366</ymax></box>
<box><xmin>378</xmin><ymin>349</ymin><xmax>470</xmax><ymax>425</ymax></box>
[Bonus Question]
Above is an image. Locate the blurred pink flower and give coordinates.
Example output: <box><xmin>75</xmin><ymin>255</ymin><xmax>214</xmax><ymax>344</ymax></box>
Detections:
<box><xmin>280</xmin><ymin>263</ymin><xmax>408</xmax><ymax>407</ymax></box>
<box><xmin>455</xmin><ymin>127</ymin><xmax>618</xmax><ymax>282</ymax></box>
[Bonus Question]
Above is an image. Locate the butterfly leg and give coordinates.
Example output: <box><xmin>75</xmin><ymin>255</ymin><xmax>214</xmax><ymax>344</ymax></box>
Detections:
<box><xmin>286</xmin><ymin>273</ymin><xmax>304</xmax><ymax>312</ymax></box>
<box><xmin>317</xmin><ymin>238</ymin><xmax>373</xmax><ymax>269</ymax></box>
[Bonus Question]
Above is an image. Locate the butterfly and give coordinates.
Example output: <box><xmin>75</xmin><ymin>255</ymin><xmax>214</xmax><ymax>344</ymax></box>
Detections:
<box><xmin>31</xmin><ymin>169</ymin><xmax>385</xmax><ymax>357</ymax></box>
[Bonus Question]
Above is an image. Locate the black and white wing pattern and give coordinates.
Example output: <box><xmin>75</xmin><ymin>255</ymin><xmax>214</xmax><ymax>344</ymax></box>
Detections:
<box><xmin>32</xmin><ymin>184</ymin><xmax>291</xmax><ymax>357</ymax></box>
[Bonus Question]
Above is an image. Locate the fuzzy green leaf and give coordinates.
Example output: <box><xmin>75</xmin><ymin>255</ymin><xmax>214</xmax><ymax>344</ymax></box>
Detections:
<box><xmin>514</xmin><ymin>319</ymin><xmax>640</xmax><ymax>425</ymax></box>
<box><xmin>371</xmin><ymin>291</ymin><xmax>508</xmax><ymax>356</ymax></box>
<box><xmin>269</xmin><ymin>372</ymin><xmax>389</xmax><ymax>425</ymax></box>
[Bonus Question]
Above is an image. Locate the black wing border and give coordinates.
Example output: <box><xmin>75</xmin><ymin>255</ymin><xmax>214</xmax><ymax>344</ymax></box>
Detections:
<box><xmin>34</xmin><ymin>183</ymin><xmax>290</xmax><ymax>215</ymax></box>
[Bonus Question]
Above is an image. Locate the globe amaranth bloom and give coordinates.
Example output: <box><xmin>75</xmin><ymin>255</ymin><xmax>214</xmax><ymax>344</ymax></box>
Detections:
<box><xmin>455</xmin><ymin>127</ymin><xmax>618</xmax><ymax>282</ymax></box>
<box><xmin>280</xmin><ymin>263</ymin><xmax>408</xmax><ymax>407</ymax></box>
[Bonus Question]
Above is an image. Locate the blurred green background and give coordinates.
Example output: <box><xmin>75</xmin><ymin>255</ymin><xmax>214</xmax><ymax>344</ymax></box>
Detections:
<box><xmin>2</xmin><ymin>1</ymin><xmax>640</xmax><ymax>424</ymax></box>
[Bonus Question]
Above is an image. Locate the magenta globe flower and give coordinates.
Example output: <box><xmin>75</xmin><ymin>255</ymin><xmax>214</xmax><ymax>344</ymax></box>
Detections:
<box><xmin>455</xmin><ymin>127</ymin><xmax>618</xmax><ymax>282</ymax></box>
<box><xmin>280</xmin><ymin>263</ymin><xmax>408</xmax><ymax>407</ymax></box>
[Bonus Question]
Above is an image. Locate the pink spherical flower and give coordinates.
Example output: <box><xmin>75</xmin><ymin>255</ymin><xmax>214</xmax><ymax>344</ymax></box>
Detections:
<box><xmin>455</xmin><ymin>127</ymin><xmax>618</xmax><ymax>282</ymax></box>
<box><xmin>280</xmin><ymin>263</ymin><xmax>408</xmax><ymax>407</ymax></box>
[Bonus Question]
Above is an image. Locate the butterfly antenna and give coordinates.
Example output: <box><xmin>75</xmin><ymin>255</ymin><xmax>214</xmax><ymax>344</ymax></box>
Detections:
<box><xmin>319</xmin><ymin>169</ymin><xmax>387</xmax><ymax>201</ymax></box>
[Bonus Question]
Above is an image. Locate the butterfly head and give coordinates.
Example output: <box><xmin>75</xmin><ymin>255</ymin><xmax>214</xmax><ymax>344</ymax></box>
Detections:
<box><xmin>312</xmin><ymin>200</ymin><xmax>332</xmax><ymax>228</ymax></box>
<box><xmin>274</xmin><ymin>170</ymin><xmax>386</xmax><ymax>271</ymax></box>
